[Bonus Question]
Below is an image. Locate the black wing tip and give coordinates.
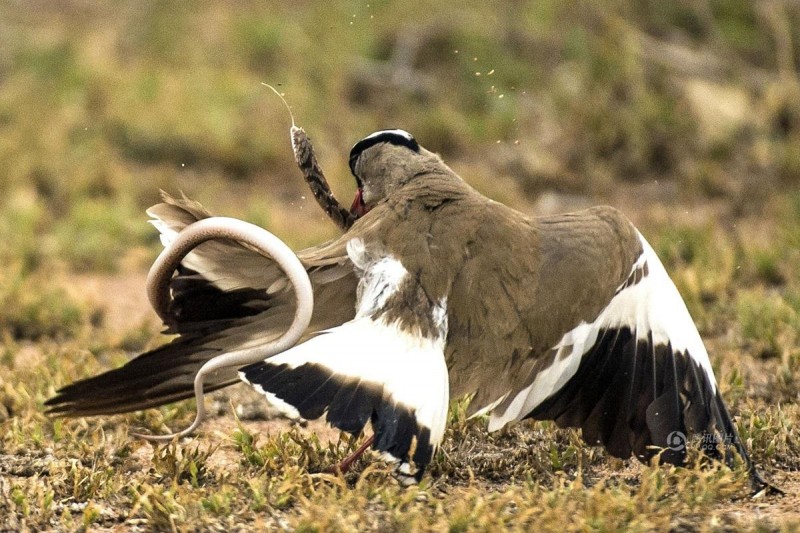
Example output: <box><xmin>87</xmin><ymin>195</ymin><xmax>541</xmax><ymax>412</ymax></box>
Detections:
<box><xmin>44</xmin><ymin>349</ymin><xmax>239</xmax><ymax>419</ymax></box>
<box><xmin>43</xmin><ymin>397</ymin><xmax>80</xmax><ymax>416</ymax></box>
<box><xmin>746</xmin><ymin>464</ymin><xmax>782</xmax><ymax>496</ymax></box>
<box><xmin>168</xmin><ymin>267</ymin><xmax>272</xmax><ymax>326</ymax></box>
<box><xmin>527</xmin><ymin>326</ymin><xmax>761</xmax><ymax>473</ymax></box>
<box><xmin>43</xmin><ymin>388</ymin><xmax>182</xmax><ymax>418</ymax></box>
<box><xmin>245</xmin><ymin>361</ymin><xmax>435</xmax><ymax>471</ymax></box>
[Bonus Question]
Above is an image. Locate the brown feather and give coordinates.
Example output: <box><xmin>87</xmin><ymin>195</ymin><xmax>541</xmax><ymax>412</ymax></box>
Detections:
<box><xmin>46</xmin><ymin>195</ymin><xmax>358</xmax><ymax>417</ymax></box>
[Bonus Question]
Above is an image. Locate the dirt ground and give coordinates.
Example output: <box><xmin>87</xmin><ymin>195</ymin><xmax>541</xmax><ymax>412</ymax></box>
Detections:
<box><xmin>8</xmin><ymin>203</ymin><xmax>792</xmax><ymax>530</ymax></box>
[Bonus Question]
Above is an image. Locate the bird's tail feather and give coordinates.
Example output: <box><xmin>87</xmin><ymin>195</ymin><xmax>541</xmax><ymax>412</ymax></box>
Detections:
<box><xmin>46</xmin><ymin>191</ymin><xmax>296</xmax><ymax>417</ymax></box>
<box><xmin>45</xmin><ymin>339</ymin><xmax>239</xmax><ymax>416</ymax></box>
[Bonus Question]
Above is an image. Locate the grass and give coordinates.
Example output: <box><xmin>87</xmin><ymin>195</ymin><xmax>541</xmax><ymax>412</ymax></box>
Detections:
<box><xmin>2</xmin><ymin>0</ymin><xmax>800</xmax><ymax>531</ymax></box>
<box><xmin>2</xmin><ymin>194</ymin><xmax>799</xmax><ymax>530</ymax></box>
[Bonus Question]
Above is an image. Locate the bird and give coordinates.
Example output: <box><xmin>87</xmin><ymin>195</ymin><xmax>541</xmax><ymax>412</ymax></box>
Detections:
<box><xmin>47</xmin><ymin>129</ymin><xmax>768</xmax><ymax>490</ymax></box>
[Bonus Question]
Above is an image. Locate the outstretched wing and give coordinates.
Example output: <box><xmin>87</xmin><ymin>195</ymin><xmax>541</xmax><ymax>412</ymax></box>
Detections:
<box><xmin>240</xmin><ymin>239</ymin><xmax>450</xmax><ymax>480</ymax></box>
<box><xmin>491</xmin><ymin>233</ymin><xmax>738</xmax><ymax>464</ymax></box>
<box><xmin>46</xmin><ymin>194</ymin><xmax>358</xmax><ymax>416</ymax></box>
<box><xmin>451</xmin><ymin>205</ymin><xmax>753</xmax><ymax>471</ymax></box>
<box><xmin>147</xmin><ymin>192</ymin><xmax>354</xmax><ymax>333</ymax></box>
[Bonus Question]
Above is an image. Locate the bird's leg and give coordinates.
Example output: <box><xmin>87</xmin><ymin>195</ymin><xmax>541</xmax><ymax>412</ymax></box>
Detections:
<box><xmin>326</xmin><ymin>434</ymin><xmax>375</xmax><ymax>474</ymax></box>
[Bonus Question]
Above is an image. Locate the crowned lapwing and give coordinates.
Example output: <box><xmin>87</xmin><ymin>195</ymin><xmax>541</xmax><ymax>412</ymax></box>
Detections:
<box><xmin>47</xmin><ymin>129</ymin><xmax>768</xmax><ymax>490</ymax></box>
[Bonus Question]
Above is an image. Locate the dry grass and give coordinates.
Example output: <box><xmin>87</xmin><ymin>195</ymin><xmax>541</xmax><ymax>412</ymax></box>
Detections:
<box><xmin>2</xmin><ymin>1</ymin><xmax>800</xmax><ymax>531</ymax></box>
<box><xmin>2</xmin><ymin>189</ymin><xmax>799</xmax><ymax>531</ymax></box>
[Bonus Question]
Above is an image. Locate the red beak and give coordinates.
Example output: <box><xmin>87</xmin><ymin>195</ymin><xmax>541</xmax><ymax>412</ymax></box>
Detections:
<box><xmin>350</xmin><ymin>188</ymin><xmax>369</xmax><ymax>218</ymax></box>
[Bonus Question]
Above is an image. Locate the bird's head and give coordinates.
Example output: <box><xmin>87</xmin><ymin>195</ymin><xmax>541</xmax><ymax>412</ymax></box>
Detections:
<box><xmin>348</xmin><ymin>129</ymin><xmax>443</xmax><ymax>217</ymax></box>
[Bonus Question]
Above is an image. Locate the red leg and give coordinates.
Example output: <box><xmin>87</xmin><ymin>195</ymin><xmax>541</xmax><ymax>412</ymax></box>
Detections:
<box><xmin>326</xmin><ymin>434</ymin><xmax>375</xmax><ymax>474</ymax></box>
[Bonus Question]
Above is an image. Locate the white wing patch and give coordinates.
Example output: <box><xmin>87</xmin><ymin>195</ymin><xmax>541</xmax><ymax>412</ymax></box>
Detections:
<box><xmin>148</xmin><ymin>217</ymin><xmax>179</xmax><ymax>249</ymax></box>
<box><xmin>347</xmin><ymin>238</ymin><xmax>408</xmax><ymax>318</ymax></box>
<box><xmin>245</xmin><ymin>313</ymin><xmax>450</xmax><ymax>450</ymax></box>
<box><xmin>253</xmin><ymin>389</ymin><xmax>302</xmax><ymax>421</ymax></box>
<box><xmin>603</xmin><ymin>234</ymin><xmax>715</xmax><ymax>384</ymax></box>
<box><xmin>240</xmin><ymin>240</ymin><xmax>450</xmax><ymax>472</ymax></box>
<box><xmin>488</xmin><ymin>231</ymin><xmax>716</xmax><ymax>431</ymax></box>
<box><xmin>487</xmin><ymin>322</ymin><xmax>598</xmax><ymax>431</ymax></box>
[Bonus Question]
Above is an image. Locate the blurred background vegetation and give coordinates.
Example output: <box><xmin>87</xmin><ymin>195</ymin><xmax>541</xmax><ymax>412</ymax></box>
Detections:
<box><xmin>1</xmin><ymin>0</ymin><xmax>799</xmax><ymax>394</ymax></box>
<box><xmin>2</xmin><ymin>1</ymin><xmax>800</xmax><ymax>528</ymax></box>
